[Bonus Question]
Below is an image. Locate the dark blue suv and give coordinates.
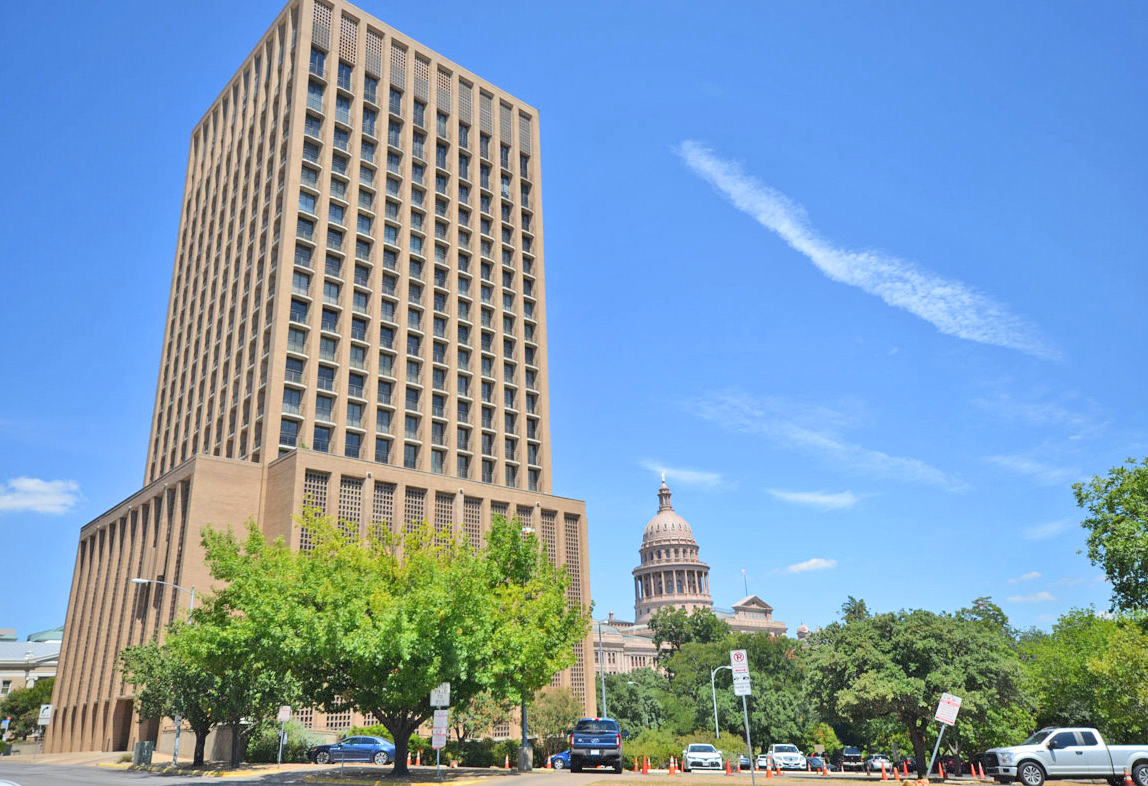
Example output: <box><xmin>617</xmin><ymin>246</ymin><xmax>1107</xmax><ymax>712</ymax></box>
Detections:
<box><xmin>569</xmin><ymin>718</ymin><xmax>623</xmax><ymax>773</ymax></box>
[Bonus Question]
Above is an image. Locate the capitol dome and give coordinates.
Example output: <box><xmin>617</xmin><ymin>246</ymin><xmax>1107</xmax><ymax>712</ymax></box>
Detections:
<box><xmin>642</xmin><ymin>480</ymin><xmax>695</xmax><ymax>542</ymax></box>
<box><xmin>632</xmin><ymin>478</ymin><xmax>712</xmax><ymax>624</ymax></box>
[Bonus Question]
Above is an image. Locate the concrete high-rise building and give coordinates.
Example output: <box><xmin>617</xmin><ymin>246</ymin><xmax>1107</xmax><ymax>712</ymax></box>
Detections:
<box><xmin>48</xmin><ymin>0</ymin><xmax>591</xmax><ymax>754</ymax></box>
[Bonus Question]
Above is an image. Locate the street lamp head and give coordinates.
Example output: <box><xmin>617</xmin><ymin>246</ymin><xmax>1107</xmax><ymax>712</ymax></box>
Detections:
<box><xmin>130</xmin><ymin>577</ymin><xmax>150</xmax><ymax>584</ymax></box>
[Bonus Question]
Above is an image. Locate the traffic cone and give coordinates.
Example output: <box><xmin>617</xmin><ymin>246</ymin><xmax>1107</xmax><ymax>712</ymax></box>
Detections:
<box><xmin>939</xmin><ymin>762</ymin><xmax>946</xmax><ymax>780</ymax></box>
<box><xmin>726</xmin><ymin>758</ymin><xmax>733</xmax><ymax>776</ymax></box>
<box><xmin>766</xmin><ymin>762</ymin><xmax>773</xmax><ymax>779</ymax></box>
<box><xmin>823</xmin><ymin>765</ymin><xmax>830</xmax><ymax>777</ymax></box>
<box><xmin>634</xmin><ymin>757</ymin><xmax>640</xmax><ymax>772</ymax></box>
<box><xmin>417</xmin><ymin>751</ymin><xmax>422</xmax><ymax>767</ymax></box>
<box><xmin>672</xmin><ymin>756</ymin><xmax>679</xmax><ymax>775</ymax></box>
<box><xmin>903</xmin><ymin>762</ymin><xmax>909</xmax><ymax>778</ymax></box>
<box><xmin>407</xmin><ymin>752</ymin><xmax>412</xmax><ymax>766</ymax></box>
<box><xmin>503</xmin><ymin>754</ymin><xmax>509</xmax><ymax>769</ymax></box>
<box><xmin>644</xmin><ymin>756</ymin><xmax>650</xmax><ymax>775</ymax></box>
<box><xmin>978</xmin><ymin>763</ymin><xmax>986</xmax><ymax>780</ymax></box>
<box><xmin>882</xmin><ymin>762</ymin><xmax>889</xmax><ymax>781</ymax></box>
<box><xmin>546</xmin><ymin>754</ymin><xmax>553</xmax><ymax>769</ymax></box>
<box><xmin>1124</xmin><ymin>769</ymin><xmax>1134</xmax><ymax>786</ymax></box>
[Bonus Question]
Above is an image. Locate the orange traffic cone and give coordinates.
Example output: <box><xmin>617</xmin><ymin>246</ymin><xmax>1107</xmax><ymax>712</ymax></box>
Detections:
<box><xmin>939</xmin><ymin>762</ymin><xmax>946</xmax><ymax>780</ymax></box>
<box><xmin>766</xmin><ymin>762</ymin><xmax>773</xmax><ymax>779</ymax></box>
<box><xmin>546</xmin><ymin>754</ymin><xmax>553</xmax><ymax>770</ymax></box>
<box><xmin>823</xmin><ymin>765</ymin><xmax>830</xmax><ymax>776</ymax></box>
<box><xmin>881</xmin><ymin>761</ymin><xmax>889</xmax><ymax>781</ymax></box>
<box><xmin>1124</xmin><ymin>769</ymin><xmax>1134</xmax><ymax>786</ymax></box>
<box><xmin>645</xmin><ymin>756</ymin><xmax>651</xmax><ymax>775</ymax></box>
<box><xmin>416</xmin><ymin>751</ymin><xmax>422</xmax><ymax>767</ymax></box>
<box><xmin>726</xmin><ymin>758</ymin><xmax>733</xmax><ymax>776</ymax></box>
<box><xmin>903</xmin><ymin>762</ymin><xmax>910</xmax><ymax>778</ymax></box>
<box><xmin>978</xmin><ymin>763</ymin><xmax>986</xmax><ymax>780</ymax></box>
<box><xmin>634</xmin><ymin>757</ymin><xmax>641</xmax><ymax>773</ymax></box>
<box><xmin>503</xmin><ymin>754</ymin><xmax>509</xmax><ymax>769</ymax></box>
<box><xmin>407</xmin><ymin>752</ymin><xmax>412</xmax><ymax>766</ymax></box>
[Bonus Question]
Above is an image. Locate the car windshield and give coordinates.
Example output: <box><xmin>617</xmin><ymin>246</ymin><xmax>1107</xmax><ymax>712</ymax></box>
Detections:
<box><xmin>844</xmin><ymin>747</ymin><xmax>860</xmax><ymax>755</ymax></box>
<box><xmin>1022</xmin><ymin>730</ymin><xmax>1054</xmax><ymax>746</ymax></box>
<box><xmin>775</xmin><ymin>745</ymin><xmax>799</xmax><ymax>753</ymax></box>
<box><xmin>689</xmin><ymin>745</ymin><xmax>717</xmax><ymax>753</ymax></box>
<box><xmin>575</xmin><ymin>720</ymin><xmax>618</xmax><ymax>733</ymax></box>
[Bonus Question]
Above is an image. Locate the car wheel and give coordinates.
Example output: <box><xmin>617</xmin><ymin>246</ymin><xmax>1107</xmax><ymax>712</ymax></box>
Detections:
<box><xmin>553</xmin><ymin>757</ymin><xmax>565</xmax><ymax>770</ymax></box>
<box><xmin>1132</xmin><ymin>764</ymin><xmax>1148</xmax><ymax>786</ymax></box>
<box><xmin>374</xmin><ymin>751</ymin><xmax>390</xmax><ymax>765</ymax></box>
<box><xmin>316</xmin><ymin>751</ymin><xmax>331</xmax><ymax>764</ymax></box>
<box><xmin>1017</xmin><ymin>761</ymin><xmax>1045</xmax><ymax>786</ymax></box>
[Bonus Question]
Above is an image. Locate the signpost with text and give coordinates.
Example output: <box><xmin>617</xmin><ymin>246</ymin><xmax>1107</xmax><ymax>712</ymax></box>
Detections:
<box><xmin>729</xmin><ymin>650</ymin><xmax>756</xmax><ymax>786</ymax></box>
<box><xmin>926</xmin><ymin>694</ymin><xmax>962</xmax><ymax>778</ymax></box>
<box><xmin>431</xmin><ymin>683</ymin><xmax>450</xmax><ymax>780</ymax></box>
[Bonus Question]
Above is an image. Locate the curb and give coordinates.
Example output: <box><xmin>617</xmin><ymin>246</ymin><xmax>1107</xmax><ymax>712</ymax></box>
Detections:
<box><xmin>306</xmin><ymin>778</ymin><xmax>493</xmax><ymax>786</ymax></box>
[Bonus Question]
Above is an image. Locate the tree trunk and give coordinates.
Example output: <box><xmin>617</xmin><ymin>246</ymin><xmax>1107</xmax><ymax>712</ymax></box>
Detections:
<box><xmin>908</xmin><ymin>717</ymin><xmax>929</xmax><ymax>778</ymax></box>
<box><xmin>192</xmin><ymin>726</ymin><xmax>209</xmax><ymax>767</ymax></box>
<box><xmin>229</xmin><ymin>722</ymin><xmax>244</xmax><ymax>768</ymax></box>
<box><xmin>383</xmin><ymin>713</ymin><xmax>423</xmax><ymax>776</ymax></box>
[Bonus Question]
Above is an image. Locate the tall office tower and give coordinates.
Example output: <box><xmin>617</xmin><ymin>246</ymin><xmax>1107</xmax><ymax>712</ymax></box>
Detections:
<box><xmin>48</xmin><ymin>0</ymin><xmax>591</xmax><ymax>755</ymax></box>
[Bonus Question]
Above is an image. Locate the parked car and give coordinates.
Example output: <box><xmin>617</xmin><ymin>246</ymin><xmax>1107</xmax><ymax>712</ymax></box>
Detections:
<box><xmin>835</xmin><ymin>746</ymin><xmax>864</xmax><ymax>771</ymax></box>
<box><xmin>866</xmin><ymin>754</ymin><xmax>894</xmax><ymax>773</ymax></box>
<box><xmin>757</xmin><ymin>753</ymin><xmax>771</xmax><ymax>769</ymax></box>
<box><xmin>984</xmin><ymin>727</ymin><xmax>1148</xmax><ymax>786</ymax></box>
<box><xmin>683</xmin><ymin>743</ymin><xmax>724</xmax><ymax>771</ymax></box>
<box><xmin>551</xmin><ymin>749</ymin><xmax>571</xmax><ymax>769</ymax></box>
<box><xmin>308</xmin><ymin>735</ymin><xmax>395</xmax><ymax>765</ymax></box>
<box><xmin>769</xmin><ymin>744</ymin><xmax>808</xmax><ymax>770</ymax></box>
<box><xmin>568</xmin><ymin>717</ymin><xmax>624</xmax><ymax>773</ymax></box>
<box><xmin>739</xmin><ymin>754</ymin><xmax>752</xmax><ymax>770</ymax></box>
<box><xmin>808</xmin><ymin>756</ymin><xmax>838</xmax><ymax>772</ymax></box>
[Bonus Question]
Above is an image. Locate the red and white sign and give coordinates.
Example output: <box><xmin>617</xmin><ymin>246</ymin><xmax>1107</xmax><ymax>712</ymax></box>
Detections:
<box><xmin>277</xmin><ymin>706</ymin><xmax>292</xmax><ymax>723</ymax></box>
<box><xmin>431</xmin><ymin>709</ymin><xmax>449</xmax><ymax>750</ymax></box>
<box><xmin>934</xmin><ymin>693</ymin><xmax>961</xmax><ymax>726</ymax></box>
<box><xmin>730</xmin><ymin>649</ymin><xmax>749</xmax><ymax>674</ymax></box>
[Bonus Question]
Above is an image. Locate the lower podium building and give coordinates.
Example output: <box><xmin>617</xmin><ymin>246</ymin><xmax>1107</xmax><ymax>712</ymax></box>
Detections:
<box><xmin>48</xmin><ymin>0</ymin><xmax>592</xmax><ymax>754</ymax></box>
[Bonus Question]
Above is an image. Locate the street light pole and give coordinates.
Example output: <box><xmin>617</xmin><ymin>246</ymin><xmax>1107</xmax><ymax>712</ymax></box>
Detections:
<box><xmin>710</xmin><ymin>665</ymin><xmax>731</xmax><ymax>738</ymax></box>
<box><xmin>130</xmin><ymin>577</ymin><xmax>196</xmax><ymax>765</ymax></box>
<box><xmin>597</xmin><ymin>621</ymin><xmax>607</xmax><ymax>717</ymax></box>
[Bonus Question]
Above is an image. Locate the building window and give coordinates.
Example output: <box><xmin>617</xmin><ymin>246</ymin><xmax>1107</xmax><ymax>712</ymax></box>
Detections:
<box><xmin>375</xmin><ymin>437</ymin><xmax>391</xmax><ymax>463</ymax></box>
<box><xmin>279</xmin><ymin>420</ymin><xmax>299</xmax><ymax>447</ymax></box>
<box><xmin>310</xmin><ymin>47</ymin><xmax>326</xmax><ymax>77</ymax></box>
<box><xmin>413</xmin><ymin>100</ymin><xmax>425</xmax><ymax>128</ymax></box>
<box><xmin>337</xmin><ymin>61</ymin><xmax>353</xmax><ymax>91</ymax></box>
<box><xmin>389</xmin><ymin>87</ymin><xmax>402</xmax><ymax>116</ymax></box>
<box><xmin>308</xmin><ymin>81</ymin><xmax>324</xmax><ymax>112</ymax></box>
<box><xmin>404</xmin><ymin>443</ymin><xmax>419</xmax><ymax>468</ymax></box>
<box><xmin>345</xmin><ymin>432</ymin><xmax>362</xmax><ymax>459</ymax></box>
<box><xmin>364</xmin><ymin>75</ymin><xmax>378</xmax><ymax>104</ymax></box>
<box><xmin>313</xmin><ymin>425</ymin><xmax>333</xmax><ymax>453</ymax></box>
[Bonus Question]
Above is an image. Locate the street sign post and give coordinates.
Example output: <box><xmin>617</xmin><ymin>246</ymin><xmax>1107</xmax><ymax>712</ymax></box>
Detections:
<box><xmin>430</xmin><ymin>682</ymin><xmax>451</xmax><ymax>707</ymax></box>
<box><xmin>432</xmin><ymin>709</ymin><xmax>449</xmax><ymax>780</ymax></box>
<box><xmin>729</xmin><ymin>651</ymin><xmax>756</xmax><ymax>786</ymax></box>
<box><xmin>277</xmin><ymin>706</ymin><xmax>292</xmax><ymax>766</ymax></box>
<box><xmin>926</xmin><ymin>694</ymin><xmax>962</xmax><ymax>778</ymax></box>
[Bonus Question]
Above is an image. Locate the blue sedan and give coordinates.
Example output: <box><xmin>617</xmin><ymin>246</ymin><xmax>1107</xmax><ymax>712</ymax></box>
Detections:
<box><xmin>308</xmin><ymin>735</ymin><xmax>396</xmax><ymax>765</ymax></box>
<box><xmin>551</xmin><ymin>749</ymin><xmax>571</xmax><ymax>769</ymax></box>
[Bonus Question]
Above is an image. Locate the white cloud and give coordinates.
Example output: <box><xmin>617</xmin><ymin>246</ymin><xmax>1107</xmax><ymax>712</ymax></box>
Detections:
<box><xmin>985</xmin><ymin>454</ymin><xmax>1080</xmax><ymax>486</ymax></box>
<box><xmin>1007</xmin><ymin>571</ymin><xmax>1042</xmax><ymax>583</ymax></box>
<box><xmin>786</xmin><ymin>557</ymin><xmax>837</xmax><ymax>573</ymax></box>
<box><xmin>693</xmin><ymin>391</ymin><xmax>959</xmax><ymax>489</ymax></box>
<box><xmin>1008</xmin><ymin>591</ymin><xmax>1057</xmax><ymax>603</ymax></box>
<box><xmin>1048</xmin><ymin>576</ymin><xmax>1087</xmax><ymax>587</ymax></box>
<box><xmin>0</xmin><ymin>477</ymin><xmax>82</xmax><ymax>514</ymax></box>
<box><xmin>766</xmin><ymin>489</ymin><xmax>860</xmax><ymax>510</ymax></box>
<box><xmin>675</xmin><ymin>141</ymin><xmax>1058</xmax><ymax>360</ymax></box>
<box><xmin>971</xmin><ymin>394</ymin><xmax>1104</xmax><ymax>439</ymax></box>
<box><xmin>1022</xmin><ymin>519</ymin><xmax>1072</xmax><ymax>540</ymax></box>
<box><xmin>640</xmin><ymin>460</ymin><xmax>724</xmax><ymax>489</ymax></box>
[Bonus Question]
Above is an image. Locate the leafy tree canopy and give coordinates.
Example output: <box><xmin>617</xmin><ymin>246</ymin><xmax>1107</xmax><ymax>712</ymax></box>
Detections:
<box><xmin>0</xmin><ymin>677</ymin><xmax>54</xmax><ymax>739</ymax></box>
<box><xmin>1074</xmin><ymin>457</ymin><xmax>1148</xmax><ymax>612</ymax></box>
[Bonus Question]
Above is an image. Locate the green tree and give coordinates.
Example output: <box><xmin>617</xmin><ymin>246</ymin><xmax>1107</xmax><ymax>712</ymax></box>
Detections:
<box><xmin>600</xmin><ymin>669</ymin><xmax>672</xmax><ymax>734</ymax></box>
<box><xmin>0</xmin><ymin>677</ymin><xmax>54</xmax><ymax>739</ymax></box>
<box><xmin>841</xmin><ymin>596</ymin><xmax>870</xmax><ymax>623</ymax></box>
<box><xmin>450</xmin><ymin>691</ymin><xmax>511</xmax><ymax>743</ymax></box>
<box><xmin>198</xmin><ymin>508</ymin><xmax>587</xmax><ymax>774</ymax></box>
<box><xmin>688</xmin><ymin>608</ymin><xmax>731</xmax><ymax>644</ymax></box>
<box><xmin>806</xmin><ymin>607</ymin><xmax>1028</xmax><ymax>772</ymax></box>
<box><xmin>956</xmin><ymin>597</ymin><xmax>1013</xmax><ymax>638</ymax></box>
<box><xmin>805</xmin><ymin>721</ymin><xmax>843</xmax><ymax>758</ymax></box>
<box><xmin>648</xmin><ymin>606</ymin><xmax>691</xmax><ymax>657</ymax></box>
<box><xmin>1074</xmin><ymin>457</ymin><xmax>1148</xmax><ymax>611</ymax></box>
<box><xmin>119</xmin><ymin>635</ymin><xmax>219</xmax><ymax>766</ymax></box>
<box><xmin>528</xmin><ymin>689</ymin><xmax>583</xmax><ymax>755</ymax></box>
<box><xmin>1089</xmin><ymin>620</ymin><xmax>1148</xmax><ymax>741</ymax></box>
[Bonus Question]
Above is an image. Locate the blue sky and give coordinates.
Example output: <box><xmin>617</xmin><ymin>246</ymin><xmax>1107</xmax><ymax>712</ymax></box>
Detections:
<box><xmin>1</xmin><ymin>1</ymin><xmax>1145</xmax><ymax>637</ymax></box>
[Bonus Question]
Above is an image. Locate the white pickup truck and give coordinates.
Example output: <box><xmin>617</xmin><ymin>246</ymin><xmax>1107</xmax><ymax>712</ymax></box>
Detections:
<box><xmin>984</xmin><ymin>727</ymin><xmax>1148</xmax><ymax>786</ymax></box>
